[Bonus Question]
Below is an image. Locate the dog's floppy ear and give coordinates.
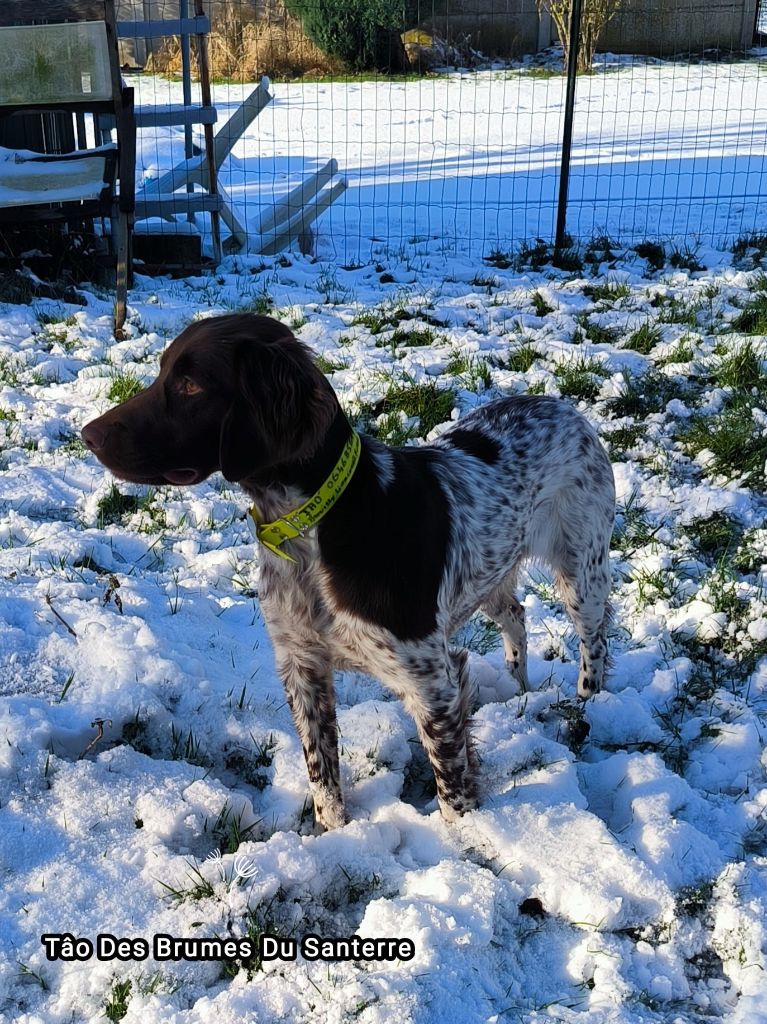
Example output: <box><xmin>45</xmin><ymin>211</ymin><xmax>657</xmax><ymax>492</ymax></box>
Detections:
<box><xmin>219</xmin><ymin>328</ymin><xmax>336</xmax><ymax>482</ymax></box>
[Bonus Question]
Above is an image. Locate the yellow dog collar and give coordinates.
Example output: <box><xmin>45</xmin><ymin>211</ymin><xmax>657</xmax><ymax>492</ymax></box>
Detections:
<box><xmin>248</xmin><ymin>431</ymin><xmax>362</xmax><ymax>562</ymax></box>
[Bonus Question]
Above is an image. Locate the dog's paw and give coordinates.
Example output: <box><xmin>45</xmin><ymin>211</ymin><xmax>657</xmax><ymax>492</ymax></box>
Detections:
<box><xmin>438</xmin><ymin>793</ymin><xmax>477</xmax><ymax>823</ymax></box>
<box><xmin>311</xmin><ymin>787</ymin><xmax>347</xmax><ymax>831</ymax></box>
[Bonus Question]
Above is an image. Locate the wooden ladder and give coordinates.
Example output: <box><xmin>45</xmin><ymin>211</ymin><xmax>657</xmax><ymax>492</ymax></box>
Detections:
<box><xmin>117</xmin><ymin>0</ymin><xmax>222</xmax><ymax>260</ymax></box>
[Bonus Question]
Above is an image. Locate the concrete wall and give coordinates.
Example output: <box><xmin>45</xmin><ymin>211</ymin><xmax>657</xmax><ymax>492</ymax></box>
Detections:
<box><xmin>426</xmin><ymin>0</ymin><xmax>759</xmax><ymax>57</ymax></box>
<box><xmin>600</xmin><ymin>0</ymin><xmax>759</xmax><ymax>55</ymax></box>
<box><xmin>115</xmin><ymin>0</ymin><xmax>174</xmax><ymax>66</ymax></box>
<box><xmin>424</xmin><ymin>0</ymin><xmax>541</xmax><ymax>58</ymax></box>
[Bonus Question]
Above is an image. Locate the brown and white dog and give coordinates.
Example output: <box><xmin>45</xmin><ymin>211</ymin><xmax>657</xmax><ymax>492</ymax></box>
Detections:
<box><xmin>82</xmin><ymin>313</ymin><xmax>615</xmax><ymax>829</ymax></box>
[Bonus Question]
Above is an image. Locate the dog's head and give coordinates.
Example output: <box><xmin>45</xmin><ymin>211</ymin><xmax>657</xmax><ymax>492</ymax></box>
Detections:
<box><xmin>81</xmin><ymin>314</ymin><xmax>337</xmax><ymax>485</ymax></box>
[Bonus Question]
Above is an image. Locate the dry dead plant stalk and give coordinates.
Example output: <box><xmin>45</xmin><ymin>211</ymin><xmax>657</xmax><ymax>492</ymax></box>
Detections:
<box><xmin>79</xmin><ymin>719</ymin><xmax>113</xmax><ymax>760</ymax></box>
<box><xmin>147</xmin><ymin>10</ymin><xmax>343</xmax><ymax>81</ymax></box>
<box><xmin>536</xmin><ymin>0</ymin><xmax>622</xmax><ymax>71</ymax></box>
<box><xmin>44</xmin><ymin>593</ymin><xmax>77</xmax><ymax>637</ymax></box>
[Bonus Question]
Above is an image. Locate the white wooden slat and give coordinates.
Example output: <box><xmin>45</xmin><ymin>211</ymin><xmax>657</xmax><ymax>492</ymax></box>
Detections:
<box><xmin>135</xmin><ymin>104</ymin><xmax>217</xmax><ymax>128</ymax></box>
<box><xmin>134</xmin><ymin>192</ymin><xmax>223</xmax><ymax>218</ymax></box>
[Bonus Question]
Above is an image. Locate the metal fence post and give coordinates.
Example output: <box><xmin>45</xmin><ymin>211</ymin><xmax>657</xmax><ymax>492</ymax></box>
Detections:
<box><xmin>555</xmin><ymin>0</ymin><xmax>583</xmax><ymax>252</ymax></box>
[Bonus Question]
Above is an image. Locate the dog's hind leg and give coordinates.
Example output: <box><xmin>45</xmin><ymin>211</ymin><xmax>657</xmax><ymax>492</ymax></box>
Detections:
<box><xmin>550</xmin><ymin>525</ymin><xmax>612</xmax><ymax>699</ymax></box>
<box><xmin>396</xmin><ymin>647</ymin><xmax>477</xmax><ymax>822</ymax></box>
<box><xmin>275</xmin><ymin>649</ymin><xmax>345</xmax><ymax>830</ymax></box>
<box><xmin>481</xmin><ymin>574</ymin><xmax>528</xmax><ymax>691</ymax></box>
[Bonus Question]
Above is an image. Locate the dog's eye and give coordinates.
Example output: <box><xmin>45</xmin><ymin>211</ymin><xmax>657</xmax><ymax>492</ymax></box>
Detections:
<box><xmin>178</xmin><ymin>376</ymin><xmax>203</xmax><ymax>396</ymax></box>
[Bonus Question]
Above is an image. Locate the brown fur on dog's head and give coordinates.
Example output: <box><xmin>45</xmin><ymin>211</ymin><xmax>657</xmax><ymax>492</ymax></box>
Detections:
<box><xmin>81</xmin><ymin>314</ymin><xmax>338</xmax><ymax>485</ymax></box>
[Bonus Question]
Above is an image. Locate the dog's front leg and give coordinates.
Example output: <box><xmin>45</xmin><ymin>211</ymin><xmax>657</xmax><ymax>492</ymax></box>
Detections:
<box><xmin>276</xmin><ymin>648</ymin><xmax>345</xmax><ymax>831</ymax></box>
<box><xmin>400</xmin><ymin>648</ymin><xmax>478</xmax><ymax>822</ymax></box>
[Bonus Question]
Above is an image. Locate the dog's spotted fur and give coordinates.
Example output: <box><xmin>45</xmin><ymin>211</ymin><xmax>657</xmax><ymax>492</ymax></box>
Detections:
<box><xmin>82</xmin><ymin>314</ymin><xmax>616</xmax><ymax>830</ymax></box>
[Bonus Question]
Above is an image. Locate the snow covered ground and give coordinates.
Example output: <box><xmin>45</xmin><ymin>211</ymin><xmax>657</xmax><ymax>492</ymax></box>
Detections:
<box><xmin>131</xmin><ymin>55</ymin><xmax>767</xmax><ymax>263</ymax></box>
<box><xmin>1</xmin><ymin>49</ymin><xmax>767</xmax><ymax>1024</ymax></box>
<box><xmin>1</xmin><ymin>231</ymin><xmax>767</xmax><ymax>1023</ymax></box>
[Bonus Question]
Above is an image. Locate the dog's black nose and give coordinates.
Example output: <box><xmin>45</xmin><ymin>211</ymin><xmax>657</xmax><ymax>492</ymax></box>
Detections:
<box><xmin>81</xmin><ymin>422</ymin><xmax>106</xmax><ymax>452</ymax></box>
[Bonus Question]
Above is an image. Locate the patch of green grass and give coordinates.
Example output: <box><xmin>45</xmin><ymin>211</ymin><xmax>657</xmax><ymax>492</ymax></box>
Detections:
<box><xmin>104</xmin><ymin>979</ymin><xmax>132</xmax><ymax>1022</ymax></box>
<box><xmin>373</xmin><ymin>379</ymin><xmax>456</xmax><ymax>439</ymax></box>
<box><xmin>733</xmin><ymin>528</ymin><xmax>765</xmax><ymax>575</ymax></box>
<box><xmin>515</xmin><ymin>66</ymin><xmax>563</xmax><ymax>80</ymax></box>
<box><xmin>514</xmin><ymin>238</ymin><xmax>552</xmax><ymax>272</ymax></box>
<box><xmin>36</xmin><ymin>307</ymin><xmax>77</xmax><ymax>327</ymax></box>
<box><xmin>669</xmin><ymin>242</ymin><xmax>704</xmax><ymax>272</ymax></box>
<box><xmin>552</xmin><ymin>241</ymin><xmax>584</xmax><ymax>272</ymax></box>
<box><xmin>554</xmin><ymin>355</ymin><xmax>609</xmax><ymax>402</ymax></box>
<box><xmin>705</xmin><ymin>562</ymin><xmax>748</xmax><ymax>627</ymax></box>
<box><xmin>222</xmin><ymin>898</ymin><xmax>285</xmax><ymax>980</ymax></box>
<box><xmin>352</xmin><ymin>308</ymin><xmax>392</xmax><ymax>334</ymax></box>
<box><xmin>413</xmin><ymin>309</ymin><xmax>450</xmax><ymax>329</ymax></box>
<box><xmin>686</xmin><ymin>511</ymin><xmax>743</xmax><ymax>562</ymax></box>
<box><xmin>17</xmin><ymin>960</ymin><xmax>48</xmax><ymax>990</ymax></box>
<box><xmin>531</xmin><ymin>291</ymin><xmax>554</xmax><ymax>317</ymax></box>
<box><xmin>0</xmin><ymin>273</ymin><xmax>36</xmax><ymax>305</ymax></box>
<box><xmin>241</xmin><ymin>292</ymin><xmax>274</xmax><ymax>315</ymax></box>
<box><xmin>225</xmin><ymin>734</ymin><xmax>277</xmax><ymax>791</ymax></box>
<box><xmin>96</xmin><ymin>485</ymin><xmax>140</xmax><ymax>527</ymax></box>
<box><xmin>135</xmin><ymin>495</ymin><xmax>167</xmax><ymax>534</ymax></box>
<box><xmin>574</xmin><ymin>315</ymin><xmax>620</xmax><ymax>346</ymax></box>
<box><xmin>677</xmin><ymin>881</ymin><xmax>715</xmax><ymax>917</ymax></box>
<box><xmin>582</xmin><ymin>278</ymin><xmax>631</xmax><ymax>304</ymax></box>
<box><xmin>108</xmin><ymin>370</ymin><xmax>144</xmax><ymax>404</ymax></box>
<box><xmin>158</xmin><ymin>862</ymin><xmax>217</xmax><ymax>903</ymax></box>
<box><xmin>510</xmin><ymin>235</ymin><xmax>583</xmax><ymax>272</ymax></box>
<box><xmin>691</xmin><ymin>560</ymin><xmax>767</xmax><ymax>672</ymax></box>
<box><xmin>453</xmin><ymin>613</ymin><xmax>501</xmax><ymax>655</ymax></box>
<box><xmin>135</xmin><ymin>971</ymin><xmax>180</xmax><ymax>997</ymax></box>
<box><xmin>711</xmin><ymin>340</ymin><xmax>767</xmax><ymax>394</ymax></box>
<box><xmin>731</xmin><ymin>292</ymin><xmax>767</xmax><ymax>334</ymax></box>
<box><xmin>0</xmin><ymin>357</ymin><xmax>22</xmax><ymax>388</ymax></box>
<box><xmin>501</xmin><ymin>341</ymin><xmax>541</xmax><ymax>373</ymax></box>
<box><xmin>383</xmin><ymin>327</ymin><xmax>436</xmax><ymax>348</ymax></box>
<box><xmin>208</xmin><ymin>801</ymin><xmax>260</xmax><ymax>855</ymax></box>
<box><xmin>732</xmin><ymin>232</ymin><xmax>767</xmax><ymax>267</ymax></box>
<box><xmin>623</xmin><ymin>321</ymin><xmax>663</xmax><ymax>354</ymax></box>
<box><xmin>483</xmin><ymin>248</ymin><xmax>513</xmax><ymax>270</ymax></box>
<box><xmin>316</xmin><ymin>265</ymin><xmax>354</xmax><ymax>305</ymax></box>
<box><xmin>653</xmin><ymin>294</ymin><xmax>702</xmax><ymax>327</ymax></box>
<box><xmin>612</xmin><ymin>489</ymin><xmax>659</xmax><ymax>553</ymax></box>
<box><xmin>604</xmin><ymin>423</ymin><xmax>645</xmax><ymax>460</ymax></box>
<box><xmin>605</xmin><ymin>369</ymin><xmax>680</xmax><ymax>418</ymax></box>
<box><xmin>657</xmin><ymin>335</ymin><xmax>697</xmax><ymax>366</ymax></box>
<box><xmin>584</xmin><ymin>235</ymin><xmax>619</xmax><ymax>265</ymax></box>
<box><xmin>315</xmin><ymin>354</ymin><xmax>347</xmax><ymax>374</ymax></box>
<box><xmin>169</xmin><ymin>724</ymin><xmax>210</xmax><ymax>767</ymax></box>
<box><xmin>679</xmin><ymin>399</ymin><xmax>767</xmax><ymax>484</ymax></box>
<box><xmin>550</xmin><ymin>699</ymin><xmax>591</xmax><ymax>755</ymax></box>
<box><xmin>445</xmin><ymin>350</ymin><xmax>474</xmax><ymax>376</ymax></box>
<box><xmin>471</xmin><ymin>272</ymin><xmax>498</xmax><ymax>290</ymax></box>
<box><xmin>445</xmin><ymin>354</ymin><xmax>492</xmax><ymax>393</ymax></box>
<box><xmin>634</xmin><ymin>241</ymin><xmax>666</xmax><ymax>270</ymax></box>
<box><xmin>370</xmin><ymin>410</ymin><xmax>420</xmax><ymax>446</ymax></box>
<box><xmin>631</xmin><ymin>564</ymin><xmax>682</xmax><ymax>610</ymax></box>
<box><xmin>121</xmin><ymin>711</ymin><xmax>151</xmax><ymax>756</ymax></box>
<box><xmin>353</xmin><ymin>304</ymin><xmax>446</xmax><ymax>335</ymax></box>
